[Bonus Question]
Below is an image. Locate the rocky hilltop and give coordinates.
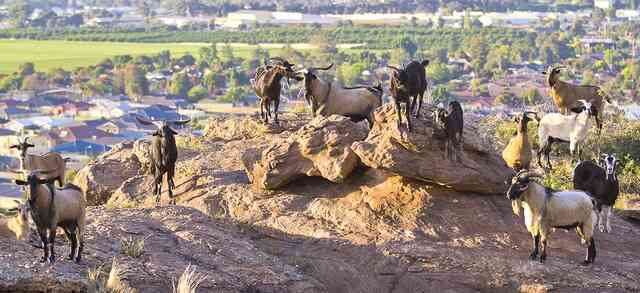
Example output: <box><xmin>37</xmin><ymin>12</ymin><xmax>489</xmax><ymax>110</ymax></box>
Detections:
<box><xmin>2</xmin><ymin>109</ymin><xmax>639</xmax><ymax>292</ymax></box>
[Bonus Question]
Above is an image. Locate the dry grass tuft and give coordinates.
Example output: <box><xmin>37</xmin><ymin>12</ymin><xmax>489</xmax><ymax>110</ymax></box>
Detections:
<box><xmin>87</xmin><ymin>258</ymin><xmax>137</xmax><ymax>293</ymax></box>
<box><xmin>172</xmin><ymin>264</ymin><xmax>207</xmax><ymax>293</ymax></box>
<box><xmin>120</xmin><ymin>235</ymin><xmax>147</xmax><ymax>258</ymax></box>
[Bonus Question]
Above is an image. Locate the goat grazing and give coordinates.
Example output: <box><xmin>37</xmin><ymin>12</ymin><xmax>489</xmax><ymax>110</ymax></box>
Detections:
<box><xmin>502</xmin><ymin>112</ymin><xmax>539</xmax><ymax>171</ymax></box>
<box><xmin>434</xmin><ymin>101</ymin><xmax>464</xmax><ymax>162</ymax></box>
<box><xmin>543</xmin><ymin>66</ymin><xmax>610</xmax><ymax>135</ymax></box>
<box><xmin>0</xmin><ymin>200</ymin><xmax>29</xmax><ymax>241</ymax></box>
<box><xmin>12</xmin><ymin>169</ymin><xmax>86</xmax><ymax>263</ymax></box>
<box><xmin>537</xmin><ymin>100</ymin><xmax>595</xmax><ymax>169</ymax></box>
<box><xmin>252</xmin><ymin>57</ymin><xmax>301</xmax><ymax>125</ymax></box>
<box><xmin>507</xmin><ymin>170</ymin><xmax>597</xmax><ymax>265</ymax></box>
<box><xmin>136</xmin><ymin>116</ymin><xmax>190</xmax><ymax>203</ymax></box>
<box><xmin>297</xmin><ymin>64</ymin><xmax>383</xmax><ymax>128</ymax></box>
<box><xmin>10</xmin><ymin>137</ymin><xmax>66</xmax><ymax>187</ymax></box>
<box><xmin>387</xmin><ymin>60</ymin><xmax>429</xmax><ymax>118</ymax></box>
<box><xmin>573</xmin><ymin>154</ymin><xmax>620</xmax><ymax>233</ymax></box>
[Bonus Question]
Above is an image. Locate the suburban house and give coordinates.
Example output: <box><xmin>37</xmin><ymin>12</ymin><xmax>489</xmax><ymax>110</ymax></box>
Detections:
<box><xmin>0</xmin><ymin>107</ymin><xmax>40</xmax><ymax>120</ymax></box>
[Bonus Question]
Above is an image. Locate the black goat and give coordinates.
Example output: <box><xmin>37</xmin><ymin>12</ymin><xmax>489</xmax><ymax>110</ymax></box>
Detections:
<box><xmin>434</xmin><ymin>101</ymin><xmax>464</xmax><ymax>162</ymax></box>
<box><xmin>136</xmin><ymin>116</ymin><xmax>190</xmax><ymax>203</ymax></box>
<box><xmin>573</xmin><ymin>153</ymin><xmax>620</xmax><ymax>233</ymax></box>
<box><xmin>252</xmin><ymin>57</ymin><xmax>301</xmax><ymax>125</ymax></box>
<box><xmin>387</xmin><ymin>60</ymin><xmax>429</xmax><ymax>119</ymax></box>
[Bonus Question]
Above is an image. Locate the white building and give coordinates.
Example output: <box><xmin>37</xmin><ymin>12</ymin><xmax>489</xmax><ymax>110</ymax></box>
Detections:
<box><xmin>594</xmin><ymin>0</ymin><xmax>614</xmax><ymax>10</ymax></box>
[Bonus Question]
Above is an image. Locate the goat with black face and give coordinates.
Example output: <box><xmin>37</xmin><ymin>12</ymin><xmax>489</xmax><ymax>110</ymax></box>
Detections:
<box><xmin>573</xmin><ymin>153</ymin><xmax>620</xmax><ymax>233</ymax></box>
<box><xmin>136</xmin><ymin>117</ymin><xmax>190</xmax><ymax>203</ymax></box>
<box><xmin>507</xmin><ymin>170</ymin><xmax>597</xmax><ymax>265</ymax></box>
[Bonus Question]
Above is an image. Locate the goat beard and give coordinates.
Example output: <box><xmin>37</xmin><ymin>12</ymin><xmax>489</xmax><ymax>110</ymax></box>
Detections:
<box><xmin>511</xmin><ymin>198</ymin><xmax>522</xmax><ymax>217</ymax></box>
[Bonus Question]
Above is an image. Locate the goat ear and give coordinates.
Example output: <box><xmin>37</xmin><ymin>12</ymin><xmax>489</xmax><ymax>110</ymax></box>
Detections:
<box><xmin>169</xmin><ymin>127</ymin><xmax>178</xmax><ymax>135</ymax></box>
<box><xmin>27</xmin><ymin>143</ymin><xmax>35</xmax><ymax>148</ymax></box>
<box><xmin>14</xmin><ymin>180</ymin><xmax>27</xmax><ymax>186</ymax></box>
<box><xmin>9</xmin><ymin>145</ymin><xmax>17</xmax><ymax>149</ymax></box>
<box><xmin>569</xmin><ymin>106</ymin><xmax>584</xmax><ymax>113</ymax></box>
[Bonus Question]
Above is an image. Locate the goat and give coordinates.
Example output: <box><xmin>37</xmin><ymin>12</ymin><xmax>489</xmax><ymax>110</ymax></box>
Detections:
<box><xmin>507</xmin><ymin>170</ymin><xmax>597</xmax><ymax>265</ymax></box>
<box><xmin>434</xmin><ymin>101</ymin><xmax>464</xmax><ymax>162</ymax></box>
<box><xmin>543</xmin><ymin>66</ymin><xmax>610</xmax><ymax>135</ymax></box>
<box><xmin>573</xmin><ymin>154</ymin><xmax>620</xmax><ymax>233</ymax></box>
<box><xmin>502</xmin><ymin>112</ymin><xmax>539</xmax><ymax>171</ymax></box>
<box><xmin>252</xmin><ymin>57</ymin><xmax>301</xmax><ymax>125</ymax></box>
<box><xmin>136</xmin><ymin>116</ymin><xmax>190</xmax><ymax>203</ymax></box>
<box><xmin>297</xmin><ymin>64</ymin><xmax>383</xmax><ymax>128</ymax></box>
<box><xmin>10</xmin><ymin>137</ymin><xmax>66</xmax><ymax>187</ymax></box>
<box><xmin>12</xmin><ymin>169</ymin><xmax>86</xmax><ymax>263</ymax></box>
<box><xmin>0</xmin><ymin>200</ymin><xmax>29</xmax><ymax>241</ymax></box>
<box><xmin>387</xmin><ymin>60</ymin><xmax>429</xmax><ymax>118</ymax></box>
<box><xmin>537</xmin><ymin>100</ymin><xmax>595</xmax><ymax>170</ymax></box>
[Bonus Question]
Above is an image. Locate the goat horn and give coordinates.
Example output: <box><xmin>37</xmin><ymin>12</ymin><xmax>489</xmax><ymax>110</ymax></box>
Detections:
<box><xmin>269</xmin><ymin>57</ymin><xmax>287</xmax><ymax>63</ymax></box>
<box><xmin>171</xmin><ymin>119</ymin><xmax>191</xmax><ymax>126</ymax></box>
<box><xmin>8</xmin><ymin>169</ymin><xmax>26</xmax><ymax>175</ymax></box>
<box><xmin>387</xmin><ymin>65</ymin><xmax>400</xmax><ymax>71</ymax></box>
<box><xmin>309</xmin><ymin>64</ymin><xmax>333</xmax><ymax>72</ymax></box>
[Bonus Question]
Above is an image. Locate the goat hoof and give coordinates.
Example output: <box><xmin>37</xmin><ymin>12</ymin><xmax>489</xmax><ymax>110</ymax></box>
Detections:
<box><xmin>528</xmin><ymin>253</ymin><xmax>538</xmax><ymax>261</ymax></box>
<box><xmin>40</xmin><ymin>257</ymin><xmax>48</xmax><ymax>263</ymax></box>
<box><xmin>67</xmin><ymin>255</ymin><xmax>74</xmax><ymax>260</ymax></box>
<box><xmin>599</xmin><ymin>225</ymin><xmax>605</xmax><ymax>233</ymax></box>
<box><xmin>581</xmin><ymin>260</ymin><xmax>591</xmax><ymax>266</ymax></box>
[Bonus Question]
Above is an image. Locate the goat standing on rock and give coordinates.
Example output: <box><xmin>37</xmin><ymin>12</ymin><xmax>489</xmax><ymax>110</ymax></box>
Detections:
<box><xmin>573</xmin><ymin>154</ymin><xmax>620</xmax><ymax>233</ymax></box>
<box><xmin>508</xmin><ymin>170</ymin><xmax>597</xmax><ymax>265</ymax></box>
<box><xmin>387</xmin><ymin>60</ymin><xmax>430</xmax><ymax>127</ymax></box>
<box><xmin>252</xmin><ymin>57</ymin><xmax>301</xmax><ymax>125</ymax></box>
<box><xmin>136</xmin><ymin>117</ymin><xmax>190</xmax><ymax>204</ymax></box>
<box><xmin>297</xmin><ymin>64</ymin><xmax>383</xmax><ymax>128</ymax></box>
<box><xmin>434</xmin><ymin>101</ymin><xmax>464</xmax><ymax>162</ymax></box>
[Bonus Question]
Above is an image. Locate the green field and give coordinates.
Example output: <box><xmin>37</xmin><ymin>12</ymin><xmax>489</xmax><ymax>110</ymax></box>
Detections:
<box><xmin>0</xmin><ymin>40</ymin><xmax>287</xmax><ymax>74</ymax></box>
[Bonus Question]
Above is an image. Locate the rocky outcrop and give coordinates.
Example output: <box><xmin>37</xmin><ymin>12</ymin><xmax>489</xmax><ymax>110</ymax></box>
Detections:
<box><xmin>0</xmin><ymin>206</ymin><xmax>322</xmax><ymax>292</ymax></box>
<box><xmin>352</xmin><ymin>104</ymin><xmax>512</xmax><ymax>195</ymax></box>
<box><xmin>242</xmin><ymin>115</ymin><xmax>368</xmax><ymax>190</ymax></box>
<box><xmin>204</xmin><ymin>113</ymin><xmax>311</xmax><ymax>141</ymax></box>
<box><xmin>619</xmin><ymin>198</ymin><xmax>640</xmax><ymax>222</ymax></box>
<box><xmin>73</xmin><ymin>141</ymin><xmax>145</xmax><ymax>205</ymax></box>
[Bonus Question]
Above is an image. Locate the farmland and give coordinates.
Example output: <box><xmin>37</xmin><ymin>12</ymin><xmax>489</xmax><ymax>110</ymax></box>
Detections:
<box><xmin>0</xmin><ymin>40</ymin><xmax>313</xmax><ymax>74</ymax></box>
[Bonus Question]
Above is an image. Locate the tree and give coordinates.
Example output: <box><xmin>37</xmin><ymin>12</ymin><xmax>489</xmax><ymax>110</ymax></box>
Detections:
<box><xmin>203</xmin><ymin>71</ymin><xmax>222</xmax><ymax>94</ymax></box>
<box><xmin>466</xmin><ymin>36</ymin><xmax>488</xmax><ymax>75</ymax></box>
<box><xmin>113</xmin><ymin>55</ymin><xmax>133</xmax><ymax>66</ymax></box>
<box><xmin>540</xmin><ymin>45</ymin><xmax>555</xmax><ymax>66</ymax></box>
<box><xmin>310</xmin><ymin>33</ymin><xmax>337</xmax><ymax>55</ymax></box>
<box><xmin>124</xmin><ymin>64</ymin><xmax>149</xmax><ymax>100</ymax></box>
<box><xmin>170</xmin><ymin>72</ymin><xmax>191</xmax><ymax>98</ymax></box>
<box><xmin>21</xmin><ymin>74</ymin><xmax>47</xmax><ymax>91</ymax></box>
<box><xmin>187</xmin><ymin>85</ymin><xmax>208</xmax><ymax>102</ymax></box>
<box><xmin>178</xmin><ymin>53</ymin><xmax>196</xmax><ymax>67</ymax></box>
<box><xmin>0</xmin><ymin>74</ymin><xmax>22</xmax><ymax>92</ymax></box>
<box><xmin>390</xmin><ymin>48</ymin><xmax>409</xmax><ymax>67</ymax></box>
<box><xmin>431</xmin><ymin>85</ymin><xmax>451</xmax><ymax>105</ymax></box>
<box><xmin>9</xmin><ymin>1</ymin><xmax>32</xmax><ymax>28</ymax></box>
<box><xmin>522</xmin><ymin>88</ymin><xmax>543</xmax><ymax>105</ymax></box>
<box><xmin>394</xmin><ymin>36</ymin><xmax>418</xmax><ymax>58</ymax></box>
<box><xmin>338</xmin><ymin>62</ymin><xmax>366</xmax><ymax>86</ymax></box>
<box><xmin>18</xmin><ymin>62</ymin><xmax>35</xmax><ymax>76</ymax></box>
<box><xmin>604</xmin><ymin>49</ymin><xmax>617</xmax><ymax>71</ymax></box>
<box><xmin>494</xmin><ymin>90</ymin><xmax>516</xmax><ymax>107</ymax></box>
<box><xmin>154</xmin><ymin>50</ymin><xmax>171</xmax><ymax>69</ymax></box>
<box><xmin>220</xmin><ymin>43</ymin><xmax>235</xmax><ymax>68</ymax></box>
<box><xmin>427</xmin><ymin>62</ymin><xmax>451</xmax><ymax>83</ymax></box>
<box><xmin>484</xmin><ymin>45</ymin><xmax>512</xmax><ymax>75</ymax></box>
<box><xmin>47</xmin><ymin>68</ymin><xmax>70</xmax><ymax>87</ymax></box>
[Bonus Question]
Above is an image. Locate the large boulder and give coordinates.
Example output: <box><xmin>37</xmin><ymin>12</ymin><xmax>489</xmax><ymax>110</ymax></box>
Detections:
<box><xmin>618</xmin><ymin>198</ymin><xmax>640</xmax><ymax>222</ymax></box>
<box><xmin>242</xmin><ymin>115</ymin><xmax>368</xmax><ymax>190</ymax></box>
<box><xmin>352</xmin><ymin>104</ymin><xmax>512</xmax><ymax>195</ymax></box>
<box><xmin>74</xmin><ymin>140</ymin><xmax>152</xmax><ymax>205</ymax></box>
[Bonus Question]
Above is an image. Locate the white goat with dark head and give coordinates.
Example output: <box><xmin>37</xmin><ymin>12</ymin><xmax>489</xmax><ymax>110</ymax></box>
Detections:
<box><xmin>508</xmin><ymin>170</ymin><xmax>597</xmax><ymax>265</ymax></box>
<box><xmin>136</xmin><ymin>116</ymin><xmax>190</xmax><ymax>203</ymax></box>
<box><xmin>537</xmin><ymin>99</ymin><xmax>596</xmax><ymax>170</ymax></box>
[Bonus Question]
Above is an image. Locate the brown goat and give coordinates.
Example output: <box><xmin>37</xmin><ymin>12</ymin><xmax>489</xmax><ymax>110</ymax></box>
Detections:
<box><xmin>502</xmin><ymin>112</ymin><xmax>539</xmax><ymax>171</ymax></box>
<box><xmin>252</xmin><ymin>58</ymin><xmax>301</xmax><ymax>125</ymax></box>
<box><xmin>543</xmin><ymin>66</ymin><xmax>611</xmax><ymax>134</ymax></box>
<box><xmin>10</xmin><ymin>137</ymin><xmax>66</xmax><ymax>187</ymax></box>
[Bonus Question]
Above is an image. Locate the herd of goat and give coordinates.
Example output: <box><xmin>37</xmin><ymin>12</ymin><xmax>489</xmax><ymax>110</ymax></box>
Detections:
<box><xmin>0</xmin><ymin>57</ymin><xmax>624</xmax><ymax>268</ymax></box>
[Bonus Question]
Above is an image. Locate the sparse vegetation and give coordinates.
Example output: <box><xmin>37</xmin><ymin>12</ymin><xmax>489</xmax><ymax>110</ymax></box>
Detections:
<box><xmin>87</xmin><ymin>258</ymin><xmax>137</xmax><ymax>293</ymax></box>
<box><xmin>120</xmin><ymin>236</ymin><xmax>147</xmax><ymax>258</ymax></box>
<box><xmin>172</xmin><ymin>264</ymin><xmax>206</xmax><ymax>293</ymax></box>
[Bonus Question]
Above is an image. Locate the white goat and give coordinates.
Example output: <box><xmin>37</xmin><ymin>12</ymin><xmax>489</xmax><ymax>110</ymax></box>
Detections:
<box><xmin>508</xmin><ymin>170</ymin><xmax>597</xmax><ymax>265</ymax></box>
<box><xmin>297</xmin><ymin>64</ymin><xmax>383</xmax><ymax>128</ymax></box>
<box><xmin>537</xmin><ymin>100</ymin><xmax>595</xmax><ymax>169</ymax></box>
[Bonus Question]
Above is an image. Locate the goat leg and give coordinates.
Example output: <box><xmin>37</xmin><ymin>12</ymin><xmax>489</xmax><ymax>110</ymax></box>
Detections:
<box><xmin>38</xmin><ymin>228</ymin><xmax>49</xmax><ymax>263</ymax></box>
<box><xmin>539</xmin><ymin>238</ymin><xmax>547</xmax><ymax>263</ymax></box>
<box><xmin>406</xmin><ymin>103</ymin><xmax>412</xmax><ymax>132</ymax></box>
<box><xmin>529</xmin><ymin>234</ymin><xmax>540</xmax><ymax>260</ymax></box>
<box><xmin>48</xmin><ymin>227</ymin><xmax>56</xmax><ymax>264</ymax></box>
<box><xmin>274</xmin><ymin>98</ymin><xmax>280</xmax><ymax>125</ymax></box>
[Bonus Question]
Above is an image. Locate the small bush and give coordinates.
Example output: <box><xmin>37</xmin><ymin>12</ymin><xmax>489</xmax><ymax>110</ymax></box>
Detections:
<box><xmin>65</xmin><ymin>169</ymin><xmax>78</xmax><ymax>183</ymax></box>
<box><xmin>87</xmin><ymin>258</ymin><xmax>137</xmax><ymax>293</ymax></box>
<box><xmin>120</xmin><ymin>236</ymin><xmax>147</xmax><ymax>258</ymax></box>
<box><xmin>172</xmin><ymin>264</ymin><xmax>206</xmax><ymax>293</ymax></box>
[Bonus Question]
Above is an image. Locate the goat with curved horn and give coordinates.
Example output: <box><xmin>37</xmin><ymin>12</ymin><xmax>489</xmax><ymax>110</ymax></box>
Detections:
<box><xmin>252</xmin><ymin>58</ymin><xmax>302</xmax><ymax>125</ymax></box>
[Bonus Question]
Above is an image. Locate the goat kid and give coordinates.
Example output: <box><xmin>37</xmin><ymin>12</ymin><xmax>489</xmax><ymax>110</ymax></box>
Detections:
<box><xmin>434</xmin><ymin>101</ymin><xmax>464</xmax><ymax>162</ymax></box>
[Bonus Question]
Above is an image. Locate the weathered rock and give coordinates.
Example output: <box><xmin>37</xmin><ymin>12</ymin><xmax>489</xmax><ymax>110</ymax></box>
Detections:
<box><xmin>0</xmin><ymin>206</ymin><xmax>323</xmax><ymax>292</ymax></box>
<box><xmin>242</xmin><ymin>115</ymin><xmax>368</xmax><ymax>189</ymax></box>
<box><xmin>106</xmin><ymin>175</ymin><xmax>154</xmax><ymax>208</ymax></box>
<box><xmin>204</xmin><ymin>113</ymin><xmax>311</xmax><ymax>141</ymax></box>
<box><xmin>352</xmin><ymin>104</ymin><xmax>512</xmax><ymax>195</ymax></box>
